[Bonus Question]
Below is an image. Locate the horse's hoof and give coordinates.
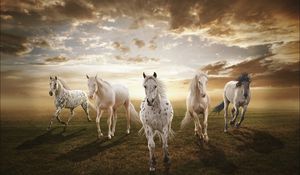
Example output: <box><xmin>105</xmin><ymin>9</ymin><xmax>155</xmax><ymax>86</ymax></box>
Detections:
<box><xmin>97</xmin><ymin>133</ymin><xmax>103</xmax><ymax>139</ymax></box>
<box><xmin>108</xmin><ymin>135</ymin><xmax>112</xmax><ymax>139</ymax></box>
<box><xmin>224</xmin><ymin>129</ymin><xmax>228</xmax><ymax>133</ymax></box>
<box><xmin>88</xmin><ymin>119</ymin><xmax>92</xmax><ymax>122</ymax></box>
<box><xmin>111</xmin><ymin>132</ymin><xmax>115</xmax><ymax>137</ymax></box>
<box><xmin>229</xmin><ymin>120</ymin><xmax>235</xmax><ymax>126</ymax></box>
<box><xmin>149</xmin><ymin>167</ymin><xmax>155</xmax><ymax>172</ymax></box>
<box><xmin>235</xmin><ymin>124</ymin><xmax>240</xmax><ymax>128</ymax></box>
<box><xmin>126</xmin><ymin>130</ymin><xmax>130</xmax><ymax>134</ymax></box>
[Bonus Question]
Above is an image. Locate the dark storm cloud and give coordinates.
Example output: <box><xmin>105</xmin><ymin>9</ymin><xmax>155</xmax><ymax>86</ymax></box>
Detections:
<box><xmin>0</xmin><ymin>33</ymin><xmax>50</xmax><ymax>56</ymax></box>
<box><xmin>201</xmin><ymin>52</ymin><xmax>299</xmax><ymax>87</ymax></box>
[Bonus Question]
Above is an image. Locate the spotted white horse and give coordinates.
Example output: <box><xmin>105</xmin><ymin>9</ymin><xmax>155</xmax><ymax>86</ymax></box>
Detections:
<box><xmin>86</xmin><ymin>74</ymin><xmax>139</xmax><ymax>139</ymax></box>
<box><xmin>140</xmin><ymin>72</ymin><xmax>174</xmax><ymax>172</ymax></box>
<box><xmin>181</xmin><ymin>71</ymin><xmax>210</xmax><ymax>142</ymax></box>
<box><xmin>48</xmin><ymin>76</ymin><xmax>91</xmax><ymax>130</ymax></box>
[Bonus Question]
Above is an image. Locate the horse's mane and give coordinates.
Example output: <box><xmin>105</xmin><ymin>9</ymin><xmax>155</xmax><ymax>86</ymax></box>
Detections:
<box><xmin>95</xmin><ymin>77</ymin><xmax>111</xmax><ymax>87</ymax></box>
<box><xmin>58</xmin><ymin>78</ymin><xmax>71</xmax><ymax>90</ymax></box>
<box><xmin>236</xmin><ymin>72</ymin><xmax>251</xmax><ymax>83</ymax></box>
<box><xmin>190</xmin><ymin>72</ymin><xmax>207</xmax><ymax>95</ymax></box>
<box><xmin>144</xmin><ymin>76</ymin><xmax>166</xmax><ymax>98</ymax></box>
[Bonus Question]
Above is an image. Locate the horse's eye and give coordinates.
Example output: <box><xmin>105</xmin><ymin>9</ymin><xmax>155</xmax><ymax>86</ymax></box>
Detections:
<box><xmin>154</xmin><ymin>85</ymin><xmax>157</xmax><ymax>89</ymax></box>
<box><xmin>144</xmin><ymin>85</ymin><xmax>146</xmax><ymax>88</ymax></box>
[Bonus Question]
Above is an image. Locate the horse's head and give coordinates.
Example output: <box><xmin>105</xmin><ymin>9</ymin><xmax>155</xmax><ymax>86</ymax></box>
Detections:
<box><xmin>236</xmin><ymin>73</ymin><xmax>251</xmax><ymax>98</ymax></box>
<box><xmin>195</xmin><ymin>72</ymin><xmax>208</xmax><ymax>98</ymax></box>
<box><xmin>86</xmin><ymin>74</ymin><xmax>98</xmax><ymax>99</ymax></box>
<box><xmin>49</xmin><ymin>76</ymin><xmax>58</xmax><ymax>96</ymax></box>
<box><xmin>143</xmin><ymin>72</ymin><xmax>158</xmax><ymax>106</ymax></box>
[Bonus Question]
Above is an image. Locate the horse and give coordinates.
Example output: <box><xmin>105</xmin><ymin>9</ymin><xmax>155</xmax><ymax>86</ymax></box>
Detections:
<box><xmin>181</xmin><ymin>71</ymin><xmax>210</xmax><ymax>142</ymax></box>
<box><xmin>213</xmin><ymin>73</ymin><xmax>251</xmax><ymax>132</ymax></box>
<box><xmin>48</xmin><ymin>76</ymin><xmax>91</xmax><ymax>130</ymax></box>
<box><xmin>86</xmin><ymin>74</ymin><xmax>139</xmax><ymax>139</ymax></box>
<box><xmin>140</xmin><ymin>72</ymin><xmax>174</xmax><ymax>172</ymax></box>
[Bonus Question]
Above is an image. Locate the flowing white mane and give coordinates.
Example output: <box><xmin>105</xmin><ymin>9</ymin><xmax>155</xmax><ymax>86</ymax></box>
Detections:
<box><xmin>58</xmin><ymin>78</ymin><xmax>71</xmax><ymax>90</ymax></box>
<box><xmin>144</xmin><ymin>76</ymin><xmax>166</xmax><ymax>98</ymax></box>
<box><xmin>190</xmin><ymin>72</ymin><xmax>207</xmax><ymax>95</ymax></box>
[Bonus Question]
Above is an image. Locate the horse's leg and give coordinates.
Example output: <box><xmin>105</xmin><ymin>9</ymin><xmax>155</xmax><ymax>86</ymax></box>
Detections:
<box><xmin>54</xmin><ymin>107</ymin><xmax>66</xmax><ymax>126</ymax></box>
<box><xmin>231</xmin><ymin>104</ymin><xmax>239</xmax><ymax>127</ymax></box>
<box><xmin>96</xmin><ymin>109</ymin><xmax>104</xmax><ymax>138</ymax></box>
<box><xmin>81</xmin><ymin>101</ymin><xmax>91</xmax><ymax>122</ymax></box>
<box><xmin>65</xmin><ymin>108</ymin><xmax>74</xmax><ymax>131</ymax></box>
<box><xmin>229</xmin><ymin>107</ymin><xmax>235</xmax><ymax>126</ymax></box>
<box><xmin>203</xmin><ymin>108</ymin><xmax>209</xmax><ymax>142</ymax></box>
<box><xmin>224</xmin><ymin>100</ymin><xmax>229</xmax><ymax>132</ymax></box>
<box><xmin>236</xmin><ymin>105</ymin><xmax>247</xmax><ymax>128</ymax></box>
<box><xmin>48</xmin><ymin>108</ymin><xmax>59</xmax><ymax>130</ymax></box>
<box><xmin>192</xmin><ymin>111</ymin><xmax>203</xmax><ymax>139</ymax></box>
<box><xmin>124</xmin><ymin>101</ymin><xmax>131</xmax><ymax>134</ymax></box>
<box><xmin>111</xmin><ymin>109</ymin><xmax>117</xmax><ymax>137</ymax></box>
<box><xmin>162</xmin><ymin>127</ymin><xmax>171</xmax><ymax>166</ymax></box>
<box><xmin>107</xmin><ymin>107</ymin><xmax>113</xmax><ymax>139</ymax></box>
<box><xmin>145</xmin><ymin>126</ymin><xmax>156</xmax><ymax>171</ymax></box>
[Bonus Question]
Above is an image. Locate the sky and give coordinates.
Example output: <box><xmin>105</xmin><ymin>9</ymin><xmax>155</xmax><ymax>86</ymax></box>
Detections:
<box><xmin>1</xmin><ymin>0</ymin><xmax>299</xmax><ymax>113</ymax></box>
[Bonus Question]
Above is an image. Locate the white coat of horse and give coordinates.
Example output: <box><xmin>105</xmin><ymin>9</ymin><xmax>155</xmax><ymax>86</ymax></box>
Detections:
<box><xmin>213</xmin><ymin>73</ymin><xmax>251</xmax><ymax>132</ymax></box>
<box><xmin>140</xmin><ymin>72</ymin><xmax>174</xmax><ymax>172</ymax></box>
<box><xmin>181</xmin><ymin>72</ymin><xmax>210</xmax><ymax>142</ymax></box>
<box><xmin>86</xmin><ymin>74</ymin><xmax>139</xmax><ymax>139</ymax></box>
<box><xmin>48</xmin><ymin>76</ymin><xmax>91</xmax><ymax>130</ymax></box>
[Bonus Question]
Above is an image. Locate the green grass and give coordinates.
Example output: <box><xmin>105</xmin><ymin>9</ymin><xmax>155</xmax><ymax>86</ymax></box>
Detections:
<box><xmin>0</xmin><ymin>107</ymin><xmax>299</xmax><ymax>175</ymax></box>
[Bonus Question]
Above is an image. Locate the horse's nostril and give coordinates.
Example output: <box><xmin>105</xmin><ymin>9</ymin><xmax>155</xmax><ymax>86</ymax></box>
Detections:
<box><xmin>244</xmin><ymin>94</ymin><xmax>248</xmax><ymax>98</ymax></box>
<box><xmin>49</xmin><ymin>91</ymin><xmax>53</xmax><ymax>96</ymax></box>
<box><xmin>152</xmin><ymin>99</ymin><xmax>154</xmax><ymax>103</ymax></box>
<box><xmin>202</xmin><ymin>94</ymin><xmax>206</xmax><ymax>98</ymax></box>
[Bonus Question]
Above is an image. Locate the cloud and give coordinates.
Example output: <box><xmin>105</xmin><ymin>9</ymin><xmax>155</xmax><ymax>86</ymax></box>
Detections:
<box><xmin>0</xmin><ymin>33</ymin><xmax>32</xmax><ymax>55</ymax></box>
<box><xmin>115</xmin><ymin>55</ymin><xmax>159</xmax><ymax>63</ymax></box>
<box><xmin>132</xmin><ymin>38</ymin><xmax>145</xmax><ymax>48</ymax></box>
<box><xmin>45</xmin><ymin>55</ymin><xmax>69</xmax><ymax>63</ymax></box>
<box><xmin>112</xmin><ymin>42</ymin><xmax>130</xmax><ymax>53</ymax></box>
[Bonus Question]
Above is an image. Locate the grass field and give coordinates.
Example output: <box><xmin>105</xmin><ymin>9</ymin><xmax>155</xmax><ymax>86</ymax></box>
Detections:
<box><xmin>0</xmin><ymin>105</ymin><xmax>299</xmax><ymax>175</ymax></box>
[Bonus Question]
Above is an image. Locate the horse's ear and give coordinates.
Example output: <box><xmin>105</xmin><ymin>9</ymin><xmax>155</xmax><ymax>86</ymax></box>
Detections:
<box><xmin>153</xmin><ymin>72</ymin><xmax>157</xmax><ymax>78</ymax></box>
<box><xmin>86</xmin><ymin>74</ymin><xmax>89</xmax><ymax>79</ymax></box>
<box><xmin>95</xmin><ymin>73</ymin><xmax>98</xmax><ymax>79</ymax></box>
<box><xmin>236</xmin><ymin>81</ymin><xmax>241</xmax><ymax>87</ymax></box>
<box><xmin>143</xmin><ymin>72</ymin><xmax>146</xmax><ymax>78</ymax></box>
<box><xmin>50</xmin><ymin>76</ymin><xmax>52</xmax><ymax>80</ymax></box>
<box><xmin>205</xmin><ymin>70</ymin><xmax>208</xmax><ymax>75</ymax></box>
<box><xmin>55</xmin><ymin>76</ymin><xmax>57</xmax><ymax>80</ymax></box>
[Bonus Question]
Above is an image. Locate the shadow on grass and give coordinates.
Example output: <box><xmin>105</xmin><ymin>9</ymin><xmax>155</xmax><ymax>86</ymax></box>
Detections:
<box><xmin>229</xmin><ymin>127</ymin><xmax>284</xmax><ymax>154</ymax></box>
<box><xmin>57</xmin><ymin>134</ymin><xmax>129</xmax><ymax>162</ymax></box>
<box><xmin>16</xmin><ymin>128</ymin><xmax>86</xmax><ymax>150</ymax></box>
<box><xmin>197</xmin><ymin>141</ymin><xmax>237</xmax><ymax>174</ymax></box>
<box><xmin>176</xmin><ymin>140</ymin><xmax>237</xmax><ymax>175</ymax></box>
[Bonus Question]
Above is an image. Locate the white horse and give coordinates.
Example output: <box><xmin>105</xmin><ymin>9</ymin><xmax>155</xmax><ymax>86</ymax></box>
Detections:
<box><xmin>48</xmin><ymin>76</ymin><xmax>91</xmax><ymax>130</ymax></box>
<box><xmin>86</xmin><ymin>74</ymin><xmax>139</xmax><ymax>139</ymax></box>
<box><xmin>140</xmin><ymin>72</ymin><xmax>174</xmax><ymax>172</ymax></box>
<box><xmin>181</xmin><ymin>72</ymin><xmax>210</xmax><ymax>142</ymax></box>
<box><xmin>213</xmin><ymin>73</ymin><xmax>251</xmax><ymax>132</ymax></box>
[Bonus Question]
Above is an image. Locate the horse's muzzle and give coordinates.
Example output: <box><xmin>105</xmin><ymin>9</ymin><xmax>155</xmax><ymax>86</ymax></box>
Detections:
<box><xmin>49</xmin><ymin>91</ymin><xmax>53</xmax><ymax>96</ymax></box>
<box><xmin>147</xmin><ymin>98</ymin><xmax>154</xmax><ymax>106</ymax></box>
<box><xmin>244</xmin><ymin>93</ymin><xmax>248</xmax><ymax>98</ymax></box>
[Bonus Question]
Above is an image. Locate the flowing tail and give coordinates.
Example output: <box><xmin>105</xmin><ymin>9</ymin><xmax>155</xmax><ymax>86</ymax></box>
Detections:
<box><xmin>129</xmin><ymin>102</ymin><xmax>141</xmax><ymax>124</ymax></box>
<box><xmin>87</xmin><ymin>98</ymin><xmax>97</xmax><ymax>111</ymax></box>
<box><xmin>180</xmin><ymin>111</ymin><xmax>193</xmax><ymax>129</ymax></box>
<box><xmin>212</xmin><ymin>101</ymin><xmax>224</xmax><ymax>113</ymax></box>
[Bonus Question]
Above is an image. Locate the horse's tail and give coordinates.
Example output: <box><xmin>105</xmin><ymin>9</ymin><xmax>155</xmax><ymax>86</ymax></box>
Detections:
<box><xmin>129</xmin><ymin>102</ymin><xmax>141</xmax><ymax>124</ymax></box>
<box><xmin>180</xmin><ymin>111</ymin><xmax>192</xmax><ymax>129</ymax></box>
<box><xmin>87</xmin><ymin>98</ymin><xmax>97</xmax><ymax>112</ymax></box>
<box><xmin>212</xmin><ymin>101</ymin><xmax>224</xmax><ymax>113</ymax></box>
